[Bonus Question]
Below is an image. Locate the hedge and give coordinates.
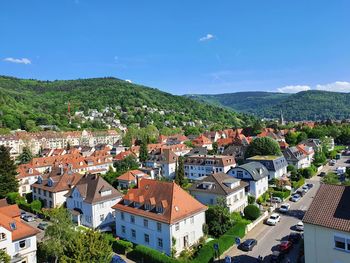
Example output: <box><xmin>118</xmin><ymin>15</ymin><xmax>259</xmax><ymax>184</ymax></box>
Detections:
<box><xmin>271</xmin><ymin>190</ymin><xmax>291</xmax><ymax>200</ymax></box>
<box><xmin>128</xmin><ymin>245</ymin><xmax>178</xmax><ymax>263</ymax></box>
<box><xmin>292</xmin><ymin>177</ymin><xmax>305</xmax><ymax>190</ymax></box>
<box><xmin>243</xmin><ymin>205</ymin><xmax>261</xmax><ymax>220</ymax></box>
<box><xmin>112</xmin><ymin>239</ymin><xmax>133</xmax><ymax>254</ymax></box>
<box><xmin>192</xmin><ymin>222</ymin><xmax>247</xmax><ymax>263</ymax></box>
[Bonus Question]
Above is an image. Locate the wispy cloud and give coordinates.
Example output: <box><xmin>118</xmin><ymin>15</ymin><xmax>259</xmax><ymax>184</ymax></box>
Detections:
<box><xmin>315</xmin><ymin>81</ymin><xmax>350</xmax><ymax>92</ymax></box>
<box><xmin>3</xmin><ymin>57</ymin><xmax>31</xmax><ymax>65</ymax></box>
<box><xmin>199</xmin><ymin>34</ymin><xmax>214</xmax><ymax>42</ymax></box>
<box><xmin>278</xmin><ymin>85</ymin><xmax>311</xmax><ymax>93</ymax></box>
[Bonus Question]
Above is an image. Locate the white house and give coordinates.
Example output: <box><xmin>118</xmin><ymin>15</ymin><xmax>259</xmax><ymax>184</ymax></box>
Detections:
<box><xmin>246</xmin><ymin>155</ymin><xmax>288</xmax><ymax>180</ymax></box>
<box><xmin>184</xmin><ymin>155</ymin><xmax>236</xmax><ymax>181</ymax></box>
<box><xmin>117</xmin><ymin>170</ymin><xmax>150</xmax><ymax>189</ymax></box>
<box><xmin>0</xmin><ymin>203</ymin><xmax>38</xmax><ymax>263</ymax></box>
<box><xmin>283</xmin><ymin>144</ymin><xmax>314</xmax><ymax>169</ymax></box>
<box><xmin>145</xmin><ymin>149</ymin><xmax>178</xmax><ymax>179</ymax></box>
<box><xmin>17</xmin><ymin>164</ymin><xmax>41</xmax><ymax>197</ymax></box>
<box><xmin>189</xmin><ymin>173</ymin><xmax>248</xmax><ymax>213</ymax></box>
<box><xmin>66</xmin><ymin>174</ymin><xmax>122</xmax><ymax>230</ymax></box>
<box><xmin>227</xmin><ymin>162</ymin><xmax>269</xmax><ymax>198</ymax></box>
<box><xmin>31</xmin><ymin>167</ymin><xmax>83</xmax><ymax>208</ymax></box>
<box><xmin>113</xmin><ymin>179</ymin><xmax>207</xmax><ymax>256</ymax></box>
<box><xmin>303</xmin><ymin>184</ymin><xmax>350</xmax><ymax>263</ymax></box>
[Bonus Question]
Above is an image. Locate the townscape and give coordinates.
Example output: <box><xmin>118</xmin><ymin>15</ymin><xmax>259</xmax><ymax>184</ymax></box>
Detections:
<box><xmin>1</xmin><ymin>1</ymin><xmax>349</xmax><ymax>263</ymax></box>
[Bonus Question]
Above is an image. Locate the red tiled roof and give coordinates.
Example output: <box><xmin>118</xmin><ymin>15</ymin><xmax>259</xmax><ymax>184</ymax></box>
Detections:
<box><xmin>118</xmin><ymin>170</ymin><xmax>149</xmax><ymax>182</ymax></box>
<box><xmin>113</xmin><ymin>179</ymin><xmax>207</xmax><ymax>224</ymax></box>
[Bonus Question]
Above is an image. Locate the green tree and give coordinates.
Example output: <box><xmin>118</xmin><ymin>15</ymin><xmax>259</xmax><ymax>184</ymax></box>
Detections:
<box><xmin>30</xmin><ymin>200</ymin><xmax>42</xmax><ymax>212</ymax></box>
<box><xmin>285</xmin><ymin>132</ymin><xmax>298</xmax><ymax>146</ymax></box>
<box><xmin>61</xmin><ymin>230</ymin><xmax>113</xmax><ymax>263</ymax></box>
<box><xmin>0</xmin><ymin>146</ymin><xmax>18</xmax><ymax>198</ymax></box>
<box><xmin>322</xmin><ymin>172</ymin><xmax>340</xmax><ymax>185</ymax></box>
<box><xmin>6</xmin><ymin>192</ymin><xmax>21</xmax><ymax>204</ymax></box>
<box><xmin>114</xmin><ymin>155</ymin><xmax>139</xmax><ymax>172</ymax></box>
<box><xmin>139</xmin><ymin>140</ymin><xmax>148</xmax><ymax>162</ymax></box>
<box><xmin>245</xmin><ymin>137</ymin><xmax>282</xmax><ymax>158</ymax></box>
<box><xmin>174</xmin><ymin>156</ymin><xmax>185</xmax><ymax>187</ymax></box>
<box><xmin>205</xmin><ymin>198</ymin><xmax>233</xmax><ymax>237</ymax></box>
<box><xmin>24</xmin><ymin>119</ymin><xmax>38</xmax><ymax>132</ymax></box>
<box><xmin>0</xmin><ymin>249</ymin><xmax>10</xmax><ymax>263</ymax></box>
<box><xmin>18</xmin><ymin>147</ymin><xmax>33</xmax><ymax>164</ymax></box>
<box><xmin>244</xmin><ymin>204</ymin><xmax>261</xmax><ymax>220</ymax></box>
<box><xmin>314</xmin><ymin>150</ymin><xmax>327</xmax><ymax>166</ymax></box>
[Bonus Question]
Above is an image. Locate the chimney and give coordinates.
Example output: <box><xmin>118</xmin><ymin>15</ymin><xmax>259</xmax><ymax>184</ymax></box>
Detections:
<box><xmin>58</xmin><ymin>164</ymin><xmax>64</xmax><ymax>176</ymax></box>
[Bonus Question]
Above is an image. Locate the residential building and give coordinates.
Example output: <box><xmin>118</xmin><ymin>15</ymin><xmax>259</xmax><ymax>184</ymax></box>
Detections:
<box><xmin>300</xmin><ymin>138</ymin><xmax>322</xmax><ymax>153</ymax></box>
<box><xmin>191</xmin><ymin>135</ymin><xmax>213</xmax><ymax>150</ymax></box>
<box><xmin>66</xmin><ymin>174</ymin><xmax>122</xmax><ymax>230</ymax></box>
<box><xmin>31</xmin><ymin>167</ymin><xmax>83</xmax><ymax>208</ymax></box>
<box><xmin>113</xmin><ymin>179</ymin><xmax>207</xmax><ymax>256</ymax></box>
<box><xmin>17</xmin><ymin>164</ymin><xmax>41</xmax><ymax>197</ymax></box>
<box><xmin>145</xmin><ymin>149</ymin><xmax>178</xmax><ymax>179</ymax></box>
<box><xmin>184</xmin><ymin>155</ymin><xmax>236</xmax><ymax>181</ymax></box>
<box><xmin>117</xmin><ymin>170</ymin><xmax>150</xmax><ymax>189</ymax></box>
<box><xmin>189</xmin><ymin>173</ymin><xmax>248</xmax><ymax>213</ymax></box>
<box><xmin>246</xmin><ymin>155</ymin><xmax>288</xmax><ymax>180</ymax></box>
<box><xmin>303</xmin><ymin>184</ymin><xmax>350</xmax><ymax>263</ymax></box>
<box><xmin>0</xmin><ymin>204</ymin><xmax>39</xmax><ymax>263</ymax></box>
<box><xmin>283</xmin><ymin>144</ymin><xmax>314</xmax><ymax>169</ymax></box>
<box><xmin>227</xmin><ymin>162</ymin><xmax>269</xmax><ymax>198</ymax></box>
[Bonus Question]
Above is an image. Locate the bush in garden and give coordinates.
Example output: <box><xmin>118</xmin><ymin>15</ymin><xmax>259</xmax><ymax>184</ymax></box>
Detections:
<box><xmin>244</xmin><ymin>204</ymin><xmax>261</xmax><ymax>220</ymax></box>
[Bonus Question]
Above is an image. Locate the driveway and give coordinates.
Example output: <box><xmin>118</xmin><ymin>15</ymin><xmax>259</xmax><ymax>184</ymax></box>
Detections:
<box><xmin>20</xmin><ymin>209</ymin><xmax>47</xmax><ymax>242</ymax></box>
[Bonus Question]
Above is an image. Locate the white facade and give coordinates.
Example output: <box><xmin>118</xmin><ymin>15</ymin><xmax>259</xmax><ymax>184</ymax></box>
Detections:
<box><xmin>66</xmin><ymin>187</ymin><xmax>121</xmax><ymax>229</ymax></box>
<box><xmin>304</xmin><ymin>223</ymin><xmax>350</xmax><ymax>263</ymax></box>
<box><xmin>115</xmin><ymin>210</ymin><xmax>205</xmax><ymax>256</ymax></box>
<box><xmin>18</xmin><ymin>175</ymin><xmax>39</xmax><ymax>197</ymax></box>
<box><xmin>0</xmin><ymin>227</ymin><xmax>37</xmax><ymax>263</ymax></box>
<box><xmin>191</xmin><ymin>189</ymin><xmax>247</xmax><ymax>213</ymax></box>
<box><xmin>185</xmin><ymin>163</ymin><xmax>235</xmax><ymax>181</ymax></box>
<box><xmin>32</xmin><ymin>187</ymin><xmax>67</xmax><ymax>208</ymax></box>
<box><xmin>227</xmin><ymin>168</ymin><xmax>268</xmax><ymax>198</ymax></box>
<box><xmin>268</xmin><ymin>166</ymin><xmax>287</xmax><ymax>180</ymax></box>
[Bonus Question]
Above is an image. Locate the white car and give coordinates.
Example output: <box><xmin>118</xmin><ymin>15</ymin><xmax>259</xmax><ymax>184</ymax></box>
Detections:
<box><xmin>301</xmin><ymin>185</ymin><xmax>309</xmax><ymax>193</ymax></box>
<box><xmin>296</xmin><ymin>221</ymin><xmax>304</xmax><ymax>231</ymax></box>
<box><xmin>266</xmin><ymin>213</ymin><xmax>281</xmax><ymax>225</ymax></box>
<box><xmin>279</xmin><ymin>203</ymin><xmax>291</xmax><ymax>213</ymax></box>
<box><xmin>290</xmin><ymin>194</ymin><xmax>301</xmax><ymax>202</ymax></box>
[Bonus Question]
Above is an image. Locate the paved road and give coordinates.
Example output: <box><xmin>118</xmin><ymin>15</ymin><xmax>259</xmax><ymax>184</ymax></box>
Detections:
<box><xmin>219</xmin><ymin>158</ymin><xmax>349</xmax><ymax>263</ymax></box>
<box><xmin>20</xmin><ymin>209</ymin><xmax>47</xmax><ymax>241</ymax></box>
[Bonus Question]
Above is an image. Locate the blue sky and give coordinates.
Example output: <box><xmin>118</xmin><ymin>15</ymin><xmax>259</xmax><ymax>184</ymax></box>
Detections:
<box><xmin>1</xmin><ymin>0</ymin><xmax>350</xmax><ymax>94</ymax></box>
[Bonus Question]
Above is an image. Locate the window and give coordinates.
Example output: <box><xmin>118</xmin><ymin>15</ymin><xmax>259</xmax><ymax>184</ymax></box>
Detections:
<box><xmin>131</xmin><ymin>229</ymin><xmax>136</xmax><ymax>239</ymax></box>
<box><xmin>144</xmin><ymin>234</ymin><xmax>150</xmax><ymax>244</ymax></box>
<box><xmin>158</xmin><ymin>238</ymin><xmax>163</xmax><ymax>248</ymax></box>
<box><xmin>175</xmin><ymin>223</ymin><xmax>180</xmax><ymax>231</ymax></box>
<box><xmin>121</xmin><ymin>225</ymin><xmax>125</xmax><ymax>234</ymax></box>
<box><xmin>190</xmin><ymin>216</ymin><xmax>194</xmax><ymax>224</ymax></box>
<box><xmin>237</xmin><ymin>171</ymin><xmax>243</xmax><ymax>178</ymax></box>
<box><xmin>157</xmin><ymin>222</ymin><xmax>162</xmax><ymax>232</ymax></box>
<box><xmin>335</xmin><ymin>236</ymin><xmax>346</xmax><ymax>250</ymax></box>
<box><xmin>143</xmin><ymin>219</ymin><xmax>148</xmax><ymax>228</ymax></box>
<box><xmin>85</xmin><ymin>215</ymin><xmax>91</xmax><ymax>223</ymax></box>
<box><xmin>19</xmin><ymin>240</ymin><xmax>26</xmax><ymax>249</ymax></box>
<box><xmin>121</xmin><ymin>212</ymin><xmax>125</xmax><ymax>220</ymax></box>
<box><xmin>130</xmin><ymin>215</ymin><xmax>135</xmax><ymax>223</ymax></box>
<box><xmin>33</xmin><ymin>188</ymin><xmax>37</xmax><ymax>193</ymax></box>
<box><xmin>100</xmin><ymin>214</ymin><xmax>105</xmax><ymax>222</ymax></box>
<box><xmin>0</xmin><ymin>233</ymin><xmax>6</xmax><ymax>241</ymax></box>
<box><xmin>49</xmin><ymin>192</ymin><xmax>52</xmax><ymax>198</ymax></box>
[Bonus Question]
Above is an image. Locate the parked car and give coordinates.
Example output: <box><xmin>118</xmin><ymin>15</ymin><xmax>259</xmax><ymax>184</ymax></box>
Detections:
<box><xmin>22</xmin><ymin>215</ymin><xmax>35</xmax><ymax>222</ymax></box>
<box><xmin>278</xmin><ymin>241</ymin><xmax>293</xmax><ymax>253</ymax></box>
<box><xmin>306</xmin><ymin>183</ymin><xmax>313</xmax><ymax>189</ymax></box>
<box><xmin>270</xmin><ymin>197</ymin><xmax>282</xmax><ymax>203</ymax></box>
<box><xmin>301</xmin><ymin>185</ymin><xmax>309</xmax><ymax>192</ymax></box>
<box><xmin>330</xmin><ymin>159</ymin><xmax>336</xmax><ymax>166</ymax></box>
<box><xmin>279</xmin><ymin>203</ymin><xmax>290</xmax><ymax>213</ymax></box>
<box><xmin>296</xmin><ymin>221</ymin><xmax>304</xmax><ymax>231</ymax></box>
<box><xmin>270</xmin><ymin>251</ymin><xmax>284</xmax><ymax>263</ymax></box>
<box><xmin>238</xmin><ymin>239</ymin><xmax>257</xmax><ymax>251</ymax></box>
<box><xmin>37</xmin><ymin>222</ymin><xmax>48</xmax><ymax>230</ymax></box>
<box><xmin>266</xmin><ymin>213</ymin><xmax>281</xmax><ymax>226</ymax></box>
<box><xmin>224</xmin><ymin>256</ymin><xmax>232</xmax><ymax>263</ymax></box>
<box><xmin>290</xmin><ymin>194</ymin><xmax>301</xmax><ymax>202</ymax></box>
<box><xmin>111</xmin><ymin>255</ymin><xmax>126</xmax><ymax>263</ymax></box>
<box><xmin>319</xmin><ymin>172</ymin><xmax>326</xmax><ymax>177</ymax></box>
<box><xmin>20</xmin><ymin>211</ymin><xmax>26</xmax><ymax>219</ymax></box>
<box><xmin>288</xmin><ymin>232</ymin><xmax>302</xmax><ymax>244</ymax></box>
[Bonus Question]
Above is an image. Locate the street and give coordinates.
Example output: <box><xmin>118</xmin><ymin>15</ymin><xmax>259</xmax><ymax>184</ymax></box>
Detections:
<box><xmin>221</xmin><ymin>156</ymin><xmax>349</xmax><ymax>263</ymax></box>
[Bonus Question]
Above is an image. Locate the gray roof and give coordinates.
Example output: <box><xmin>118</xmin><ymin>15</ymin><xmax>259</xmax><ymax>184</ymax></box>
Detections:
<box><xmin>283</xmin><ymin>147</ymin><xmax>306</xmax><ymax>162</ymax></box>
<box><xmin>247</xmin><ymin>155</ymin><xmax>287</xmax><ymax>172</ymax></box>
<box><xmin>236</xmin><ymin>162</ymin><xmax>269</xmax><ymax>181</ymax></box>
<box><xmin>189</xmin><ymin>172</ymin><xmax>247</xmax><ymax>196</ymax></box>
<box><xmin>186</xmin><ymin>147</ymin><xmax>208</xmax><ymax>156</ymax></box>
<box><xmin>66</xmin><ymin>174</ymin><xmax>122</xmax><ymax>204</ymax></box>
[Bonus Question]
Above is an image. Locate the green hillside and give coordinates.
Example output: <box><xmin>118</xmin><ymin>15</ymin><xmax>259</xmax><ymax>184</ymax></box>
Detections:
<box><xmin>187</xmin><ymin>91</ymin><xmax>350</xmax><ymax>121</ymax></box>
<box><xmin>0</xmin><ymin>76</ymin><xmax>253</xmax><ymax>132</ymax></box>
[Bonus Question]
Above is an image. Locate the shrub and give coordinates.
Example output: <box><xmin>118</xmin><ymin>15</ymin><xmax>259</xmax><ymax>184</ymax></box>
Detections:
<box><xmin>6</xmin><ymin>192</ymin><xmax>20</xmax><ymax>204</ymax></box>
<box><xmin>243</xmin><ymin>205</ymin><xmax>261</xmax><ymax>220</ymax></box>
<box><xmin>292</xmin><ymin>177</ymin><xmax>305</xmax><ymax>189</ymax></box>
<box><xmin>287</xmin><ymin>164</ymin><xmax>296</xmax><ymax>172</ymax></box>
<box><xmin>247</xmin><ymin>195</ymin><xmax>255</xmax><ymax>204</ymax></box>
<box><xmin>30</xmin><ymin>200</ymin><xmax>42</xmax><ymax>212</ymax></box>
<box><xmin>112</xmin><ymin>239</ymin><xmax>133</xmax><ymax>254</ymax></box>
<box><xmin>271</xmin><ymin>190</ymin><xmax>291</xmax><ymax>200</ymax></box>
<box><xmin>128</xmin><ymin>245</ymin><xmax>178</xmax><ymax>263</ymax></box>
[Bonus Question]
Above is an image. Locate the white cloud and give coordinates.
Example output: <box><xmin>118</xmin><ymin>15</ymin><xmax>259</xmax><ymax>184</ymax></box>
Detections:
<box><xmin>277</xmin><ymin>85</ymin><xmax>311</xmax><ymax>93</ymax></box>
<box><xmin>315</xmin><ymin>81</ymin><xmax>350</xmax><ymax>92</ymax></box>
<box><xmin>3</xmin><ymin>57</ymin><xmax>31</xmax><ymax>65</ymax></box>
<box><xmin>199</xmin><ymin>34</ymin><xmax>214</xmax><ymax>42</ymax></box>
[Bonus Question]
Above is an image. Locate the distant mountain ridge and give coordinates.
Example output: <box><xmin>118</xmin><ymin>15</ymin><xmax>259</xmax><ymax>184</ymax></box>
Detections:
<box><xmin>186</xmin><ymin>90</ymin><xmax>350</xmax><ymax>121</ymax></box>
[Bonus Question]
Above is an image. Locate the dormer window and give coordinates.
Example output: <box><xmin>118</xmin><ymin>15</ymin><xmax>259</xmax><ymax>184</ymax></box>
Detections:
<box><xmin>145</xmin><ymin>204</ymin><xmax>151</xmax><ymax>211</ymax></box>
<box><xmin>48</xmin><ymin>178</ymin><xmax>54</xmax><ymax>187</ymax></box>
<box><xmin>37</xmin><ymin>176</ymin><xmax>43</xmax><ymax>184</ymax></box>
<box><xmin>100</xmin><ymin>190</ymin><xmax>112</xmax><ymax>197</ymax></box>
<box><xmin>156</xmin><ymin>206</ymin><xmax>163</xmax><ymax>213</ymax></box>
<box><xmin>10</xmin><ymin>222</ymin><xmax>16</xmax><ymax>230</ymax></box>
<box><xmin>28</xmin><ymin>168</ymin><xmax>33</xmax><ymax>174</ymax></box>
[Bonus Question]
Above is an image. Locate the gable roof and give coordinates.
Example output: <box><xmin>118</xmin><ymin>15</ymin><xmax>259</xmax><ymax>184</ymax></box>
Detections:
<box><xmin>66</xmin><ymin>174</ymin><xmax>122</xmax><ymax>204</ymax></box>
<box><xmin>247</xmin><ymin>155</ymin><xmax>287</xmax><ymax>171</ymax></box>
<box><xmin>233</xmin><ymin>162</ymin><xmax>269</xmax><ymax>181</ymax></box>
<box><xmin>303</xmin><ymin>184</ymin><xmax>350</xmax><ymax>233</ymax></box>
<box><xmin>0</xmin><ymin>204</ymin><xmax>39</xmax><ymax>241</ymax></box>
<box><xmin>113</xmin><ymin>179</ymin><xmax>207</xmax><ymax>224</ymax></box>
<box><xmin>189</xmin><ymin>172</ymin><xmax>248</xmax><ymax>196</ymax></box>
<box><xmin>117</xmin><ymin>170</ymin><xmax>149</xmax><ymax>182</ymax></box>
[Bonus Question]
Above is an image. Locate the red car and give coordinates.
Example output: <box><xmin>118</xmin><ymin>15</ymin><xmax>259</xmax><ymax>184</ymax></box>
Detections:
<box><xmin>278</xmin><ymin>241</ymin><xmax>293</xmax><ymax>253</ymax></box>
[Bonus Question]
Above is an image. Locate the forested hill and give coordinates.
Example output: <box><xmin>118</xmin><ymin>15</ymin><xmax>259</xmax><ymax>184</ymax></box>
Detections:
<box><xmin>0</xmin><ymin>76</ymin><xmax>253</xmax><ymax>132</ymax></box>
<box><xmin>186</xmin><ymin>90</ymin><xmax>350</xmax><ymax>121</ymax></box>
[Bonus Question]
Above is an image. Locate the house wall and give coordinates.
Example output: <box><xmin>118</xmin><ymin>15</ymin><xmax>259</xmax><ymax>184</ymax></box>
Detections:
<box><xmin>304</xmin><ymin>223</ymin><xmax>350</xmax><ymax>263</ymax></box>
<box><xmin>18</xmin><ymin>175</ymin><xmax>39</xmax><ymax>196</ymax></box>
<box><xmin>184</xmin><ymin>164</ymin><xmax>235</xmax><ymax>181</ymax></box>
<box><xmin>162</xmin><ymin>163</ymin><xmax>176</xmax><ymax>179</ymax></box>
